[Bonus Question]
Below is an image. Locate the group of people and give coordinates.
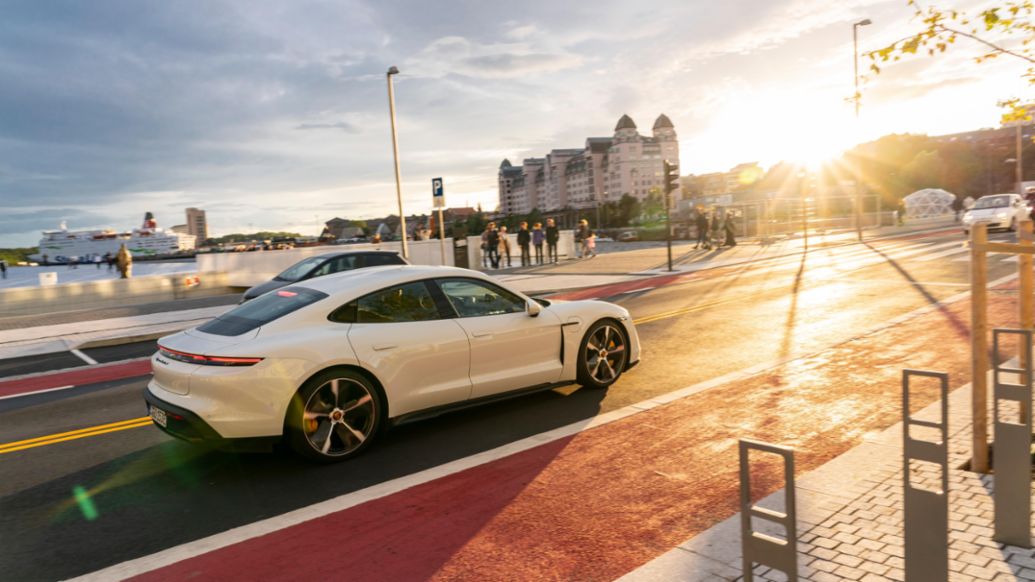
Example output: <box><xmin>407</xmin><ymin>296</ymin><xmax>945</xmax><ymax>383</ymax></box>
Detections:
<box><xmin>481</xmin><ymin>218</ymin><xmax>560</xmax><ymax>269</ymax></box>
<box><xmin>693</xmin><ymin>209</ymin><xmax>738</xmax><ymax>250</ymax></box>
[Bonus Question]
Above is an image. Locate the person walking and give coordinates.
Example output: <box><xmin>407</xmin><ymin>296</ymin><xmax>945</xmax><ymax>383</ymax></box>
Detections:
<box><xmin>724</xmin><ymin>211</ymin><xmax>737</xmax><ymax>247</ymax></box>
<box><xmin>104</xmin><ymin>252</ymin><xmax>114</xmax><ymax>271</ymax></box>
<box><xmin>532</xmin><ymin>222</ymin><xmax>545</xmax><ymax>265</ymax></box>
<box><xmin>576</xmin><ymin>219</ymin><xmax>590</xmax><ymax>259</ymax></box>
<box><xmin>517</xmin><ymin>221</ymin><xmax>531</xmax><ymax>267</ymax></box>
<box><xmin>485</xmin><ymin>223</ymin><xmax>500</xmax><ymax>269</ymax></box>
<box><xmin>545</xmin><ymin>218</ymin><xmax>559</xmax><ymax>263</ymax></box>
<box><xmin>481</xmin><ymin>226</ymin><xmax>491</xmax><ymax>268</ymax></box>
<box><xmin>694</xmin><ymin>209</ymin><xmax>710</xmax><ymax>250</ymax></box>
<box><xmin>710</xmin><ymin>211</ymin><xmax>723</xmax><ymax>248</ymax></box>
<box><xmin>498</xmin><ymin>225</ymin><xmax>512</xmax><ymax>268</ymax></box>
<box><xmin>93</xmin><ymin>254</ymin><xmax>103</xmax><ymax>269</ymax></box>
<box><xmin>0</xmin><ymin>260</ymin><xmax>6</xmax><ymax>279</ymax></box>
<box><xmin>585</xmin><ymin>228</ymin><xmax>597</xmax><ymax>258</ymax></box>
<box><xmin>951</xmin><ymin>194</ymin><xmax>964</xmax><ymax>222</ymax></box>
<box><xmin>115</xmin><ymin>244</ymin><xmax>133</xmax><ymax>279</ymax></box>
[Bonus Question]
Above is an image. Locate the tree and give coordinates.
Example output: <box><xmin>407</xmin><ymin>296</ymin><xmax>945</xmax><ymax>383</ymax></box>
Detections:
<box><xmin>617</xmin><ymin>194</ymin><xmax>641</xmax><ymax>227</ymax></box>
<box><xmin>868</xmin><ymin>2</ymin><xmax>1034</xmax><ymax>118</ymax></box>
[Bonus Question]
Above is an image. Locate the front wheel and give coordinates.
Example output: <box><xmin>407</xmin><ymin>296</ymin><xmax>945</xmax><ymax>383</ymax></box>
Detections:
<box><xmin>577</xmin><ymin>319</ymin><xmax>629</xmax><ymax>389</ymax></box>
<box><xmin>285</xmin><ymin>369</ymin><xmax>385</xmax><ymax>463</ymax></box>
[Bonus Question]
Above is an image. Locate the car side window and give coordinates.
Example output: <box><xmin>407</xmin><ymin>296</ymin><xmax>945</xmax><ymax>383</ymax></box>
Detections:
<box><xmin>437</xmin><ymin>278</ymin><xmax>525</xmax><ymax>318</ymax></box>
<box><xmin>363</xmin><ymin>254</ymin><xmax>404</xmax><ymax>267</ymax></box>
<box><xmin>330</xmin><ymin>255</ymin><xmax>357</xmax><ymax>273</ymax></box>
<box><xmin>347</xmin><ymin>282</ymin><xmax>440</xmax><ymax>323</ymax></box>
<box><xmin>309</xmin><ymin>260</ymin><xmax>333</xmax><ymax>277</ymax></box>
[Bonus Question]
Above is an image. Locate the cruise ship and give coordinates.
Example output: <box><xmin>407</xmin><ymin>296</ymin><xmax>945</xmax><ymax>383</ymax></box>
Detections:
<box><xmin>30</xmin><ymin>212</ymin><xmax>196</xmax><ymax>264</ymax></box>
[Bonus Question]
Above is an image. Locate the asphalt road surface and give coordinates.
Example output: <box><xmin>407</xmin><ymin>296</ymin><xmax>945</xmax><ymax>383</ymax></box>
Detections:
<box><xmin>0</xmin><ymin>228</ymin><xmax>1016</xmax><ymax>581</ymax></box>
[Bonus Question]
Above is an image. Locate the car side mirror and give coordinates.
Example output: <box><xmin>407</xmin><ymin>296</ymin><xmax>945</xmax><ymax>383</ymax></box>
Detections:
<box><xmin>526</xmin><ymin>300</ymin><xmax>542</xmax><ymax>317</ymax></box>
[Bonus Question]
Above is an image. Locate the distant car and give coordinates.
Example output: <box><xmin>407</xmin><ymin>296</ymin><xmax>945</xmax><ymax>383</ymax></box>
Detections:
<box><xmin>962</xmin><ymin>194</ymin><xmax>1029</xmax><ymax>234</ymax></box>
<box><xmin>241</xmin><ymin>251</ymin><xmax>407</xmax><ymax>302</ymax></box>
<box><xmin>617</xmin><ymin>231</ymin><xmax>639</xmax><ymax>242</ymax></box>
<box><xmin>147</xmin><ymin>265</ymin><xmax>641</xmax><ymax>462</ymax></box>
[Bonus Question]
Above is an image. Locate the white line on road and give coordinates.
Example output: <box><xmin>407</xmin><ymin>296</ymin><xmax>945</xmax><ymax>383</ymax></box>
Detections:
<box><xmin>70</xmin><ymin>349</ymin><xmax>98</xmax><ymax>365</ymax></box>
<box><xmin>75</xmin><ymin>270</ymin><xmax>1020</xmax><ymax>582</ymax></box>
<box><xmin>0</xmin><ymin>385</ymin><xmax>75</xmax><ymax>401</ymax></box>
<box><xmin>621</xmin><ymin>287</ymin><xmax>655</xmax><ymax>294</ymax></box>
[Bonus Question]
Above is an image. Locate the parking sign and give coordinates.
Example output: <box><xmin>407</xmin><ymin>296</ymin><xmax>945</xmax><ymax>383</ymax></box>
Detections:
<box><xmin>432</xmin><ymin>178</ymin><xmax>445</xmax><ymax>208</ymax></box>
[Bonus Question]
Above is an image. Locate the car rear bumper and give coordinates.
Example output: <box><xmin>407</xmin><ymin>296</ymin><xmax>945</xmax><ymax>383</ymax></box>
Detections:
<box><xmin>144</xmin><ymin>388</ymin><xmax>223</xmax><ymax>443</ymax></box>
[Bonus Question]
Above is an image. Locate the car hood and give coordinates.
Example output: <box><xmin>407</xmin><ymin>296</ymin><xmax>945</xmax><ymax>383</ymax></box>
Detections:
<box><xmin>243</xmin><ymin>278</ymin><xmax>290</xmax><ymax>300</ymax></box>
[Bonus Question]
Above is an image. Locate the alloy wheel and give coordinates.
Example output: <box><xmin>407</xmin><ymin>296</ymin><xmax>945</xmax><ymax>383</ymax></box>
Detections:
<box><xmin>584</xmin><ymin>323</ymin><xmax>627</xmax><ymax>384</ymax></box>
<box><xmin>301</xmin><ymin>377</ymin><xmax>376</xmax><ymax>457</ymax></box>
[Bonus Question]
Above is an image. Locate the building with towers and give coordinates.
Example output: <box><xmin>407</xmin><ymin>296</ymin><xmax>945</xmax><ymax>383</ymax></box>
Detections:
<box><xmin>498</xmin><ymin>114</ymin><xmax>679</xmax><ymax>216</ymax></box>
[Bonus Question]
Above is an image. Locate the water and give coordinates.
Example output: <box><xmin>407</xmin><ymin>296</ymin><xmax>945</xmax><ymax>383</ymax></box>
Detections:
<box><xmin>0</xmin><ymin>260</ymin><xmax>197</xmax><ymax>289</ymax></box>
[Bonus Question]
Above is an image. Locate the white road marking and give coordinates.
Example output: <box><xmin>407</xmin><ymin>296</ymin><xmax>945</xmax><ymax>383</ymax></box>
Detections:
<box><xmin>76</xmin><ymin>271</ymin><xmax>1020</xmax><ymax>582</ymax></box>
<box><xmin>0</xmin><ymin>385</ymin><xmax>76</xmax><ymax>401</ymax></box>
<box><xmin>70</xmin><ymin>349</ymin><xmax>98</xmax><ymax>365</ymax></box>
<box><xmin>621</xmin><ymin>287</ymin><xmax>655</xmax><ymax>294</ymax></box>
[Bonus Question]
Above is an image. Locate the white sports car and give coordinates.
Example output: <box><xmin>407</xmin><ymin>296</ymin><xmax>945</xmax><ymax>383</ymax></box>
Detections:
<box><xmin>145</xmin><ymin>265</ymin><xmax>641</xmax><ymax>462</ymax></box>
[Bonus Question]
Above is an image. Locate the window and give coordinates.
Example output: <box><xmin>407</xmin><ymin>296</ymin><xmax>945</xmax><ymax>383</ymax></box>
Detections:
<box><xmin>438</xmin><ymin>278</ymin><xmax>525</xmax><ymax>318</ymax></box>
<box><xmin>343</xmin><ymin>281</ymin><xmax>441</xmax><ymax>324</ymax></box>
<box><xmin>275</xmin><ymin>256</ymin><xmax>328</xmax><ymax>281</ymax></box>
<box><xmin>199</xmin><ymin>287</ymin><xmax>328</xmax><ymax>336</ymax></box>
<box><xmin>362</xmin><ymin>253</ymin><xmax>405</xmax><ymax>267</ymax></box>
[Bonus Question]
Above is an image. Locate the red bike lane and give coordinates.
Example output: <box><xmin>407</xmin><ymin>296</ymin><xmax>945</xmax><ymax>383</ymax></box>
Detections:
<box><xmin>124</xmin><ymin>276</ymin><xmax>1011</xmax><ymax>582</ymax></box>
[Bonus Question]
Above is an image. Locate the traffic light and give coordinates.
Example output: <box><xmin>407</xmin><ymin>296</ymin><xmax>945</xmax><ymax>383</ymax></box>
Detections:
<box><xmin>663</xmin><ymin>159</ymin><xmax>679</xmax><ymax>208</ymax></box>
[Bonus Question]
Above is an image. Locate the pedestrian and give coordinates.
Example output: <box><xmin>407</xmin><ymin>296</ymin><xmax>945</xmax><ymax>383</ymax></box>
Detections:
<box><xmin>724</xmin><ymin>211</ymin><xmax>737</xmax><ymax>247</ymax></box>
<box><xmin>585</xmin><ymin>228</ymin><xmax>597</xmax><ymax>258</ymax></box>
<box><xmin>896</xmin><ymin>198</ymin><xmax>906</xmax><ymax>226</ymax></box>
<box><xmin>0</xmin><ymin>260</ymin><xmax>6</xmax><ymax>279</ymax></box>
<box><xmin>576</xmin><ymin>219</ymin><xmax>590</xmax><ymax>259</ymax></box>
<box><xmin>694</xmin><ymin>209</ymin><xmax>710</xmax><ymax>250</ymax></box>
<box><xmin>517</xmin><ymin>221</ymin><xmax>531</xmax><ymax>266</ymax></box>
<box><xmin>115</xmin><ymin>244</ymin><xmax>133</xmax><ymax>279</ymax></box>
<box><xmin>481</xmin><ymin>226</ymin><xmax>491</xmax><ymax>268</ymax></box>
<box><xmin>498</xmin><ymin>225</ymin><xmax>512</xmax><ymax>267</ymax></box>
<box><xmin>485</xmin><ymin>222</ymin><xmax>500</xmax><ymax>269</ymax></box>
<box><xmin>545</xmin><ymin>218</ymin><xmax>559</xmax><ymax>263</ymax></box>
<box><xmin>951</xmin><ymin>195</ymin><xmax>963</xmax><ymax>222</ymax></box>
<box><xmin>532</xmin><ymin>222</ymin><xmax>545</xmax><ymax>265</ymax></box>
<box><xmin>710</xmin><ymin>212</ymin><xmax>723</xmax><ymax>248</ymax></box>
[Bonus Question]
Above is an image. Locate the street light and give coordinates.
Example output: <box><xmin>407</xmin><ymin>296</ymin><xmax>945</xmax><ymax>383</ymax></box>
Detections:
<box><xmin>852</xmin><ymin>18</ymin><xmax>872</xmax><ymax>242</ymax></box>
<box><xmin>386</xmin><ymin>66</ymin><xmax>409</xmax><ymax>259</ymax></box>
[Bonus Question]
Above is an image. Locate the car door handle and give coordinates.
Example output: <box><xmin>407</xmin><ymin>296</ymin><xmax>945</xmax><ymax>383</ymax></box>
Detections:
<box><xmin>372</xmin><ymin>344</ymin><xmax>397</xmax><ymax>351</ymax></box>
<box><xmin>471</xmin><ymin>331</ymin><xmax>493</xmax><ymax>338</ymax></box>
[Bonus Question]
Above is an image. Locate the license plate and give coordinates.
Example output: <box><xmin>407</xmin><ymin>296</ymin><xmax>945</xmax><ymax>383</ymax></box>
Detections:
<box><xmin>149</xmin><ymin>405</ymin><xmax>168</xmax><ymax>427</ymax></box>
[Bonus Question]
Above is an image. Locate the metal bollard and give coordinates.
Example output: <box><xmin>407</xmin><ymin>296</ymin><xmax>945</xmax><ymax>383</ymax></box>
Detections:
<box><xmin>739</xmin><ymin>439</ymin><xmax>797</xmax><ymax>582</ymax></box>
<box><xmin>992</xmin><ymin>328</ymin><xmax>1033</xmax><ymax>548</ymax></box>
<box><xmin>902</xmin><ymin>369</ymin><xmax>949</xmax><ymax>582</ymax></box>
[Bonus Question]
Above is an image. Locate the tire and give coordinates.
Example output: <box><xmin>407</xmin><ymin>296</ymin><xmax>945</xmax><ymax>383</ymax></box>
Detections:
<box><xmin>285</xmin><ymin>368</ymin><xmax>386</xmax><ymax>463</ymax></box>
<box><xmin>577</xmin><ymin>319</ymin><xmax>629</xmax><ymax>389</ymax></box>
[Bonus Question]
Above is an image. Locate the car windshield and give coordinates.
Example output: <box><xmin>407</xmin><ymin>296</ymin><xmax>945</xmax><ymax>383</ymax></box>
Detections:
<box><xmin>974</xmin><ymin>196</ymin><xmax>1010</xmax><ymax>209</ymax></box>
<box><xmin>198</xmin><ymin>287</ymin><xmax>328</xmax><ymax>336</ymax></box>
<box><xmin>275</xmin><ymin>256</ymin><xmax>327</xmax><ymax>281</ymax></box>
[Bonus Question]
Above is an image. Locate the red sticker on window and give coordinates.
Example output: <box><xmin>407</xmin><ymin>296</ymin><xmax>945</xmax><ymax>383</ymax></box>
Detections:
<box><xmin>277</xmin><ymin>290</ymin><xmax>298</xmax><ymax>297</ymax></box>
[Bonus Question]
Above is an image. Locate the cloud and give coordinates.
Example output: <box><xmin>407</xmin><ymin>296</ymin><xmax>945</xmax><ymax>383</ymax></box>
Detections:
<box><xmin>295</xmin><ymin>121</ymin><xmax>361</xmax><ymax>132</ymax></box>
<box><xmin>406</xmin><ymin>36</ymin><xmax>582</xmax><ymax>79</ymax></box>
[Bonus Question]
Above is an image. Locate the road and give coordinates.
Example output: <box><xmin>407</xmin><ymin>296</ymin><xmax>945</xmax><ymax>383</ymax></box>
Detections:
<box><xmin>0</xmin><ymin>228</ymin><xmax>1019</xmax><ymax>580</ymax></box>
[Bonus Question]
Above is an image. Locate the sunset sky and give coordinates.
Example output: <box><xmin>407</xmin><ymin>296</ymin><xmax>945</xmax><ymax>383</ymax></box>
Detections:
<box><xmin>1</xmin><ymin>0</ymin><xmax>1029</xmax><ymax>246</ymax></box>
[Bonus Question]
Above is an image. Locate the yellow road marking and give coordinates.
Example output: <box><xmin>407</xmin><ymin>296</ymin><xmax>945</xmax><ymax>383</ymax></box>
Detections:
<box><xmin>0</xmin><ymin>417</ymin><xmax>152</xmax><ymax>455</ymax></box>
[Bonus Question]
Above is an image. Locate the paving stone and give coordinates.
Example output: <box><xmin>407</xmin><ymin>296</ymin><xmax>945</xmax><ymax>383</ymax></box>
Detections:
<box><xmin>833</xmin><ymin>564</ymin><xmax>865</xmax><ymax>580</ymax></box>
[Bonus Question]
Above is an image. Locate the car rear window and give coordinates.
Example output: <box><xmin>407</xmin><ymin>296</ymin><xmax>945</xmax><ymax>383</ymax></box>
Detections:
<box><xmin>198</xmin><ymin>287</ymin><xmax>328</xmax><ymax>336</ymax></box>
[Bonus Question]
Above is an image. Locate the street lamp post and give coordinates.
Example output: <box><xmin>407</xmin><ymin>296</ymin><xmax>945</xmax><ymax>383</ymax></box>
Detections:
<box><xmin>386</xmin><ymin>66</ymin><xmax>409</xmax><ymax>259</ymax></box>
<box><xmin>853</xmin><ymin>18</ymin><xmax>872</xmax><ymax>242</ymax></box>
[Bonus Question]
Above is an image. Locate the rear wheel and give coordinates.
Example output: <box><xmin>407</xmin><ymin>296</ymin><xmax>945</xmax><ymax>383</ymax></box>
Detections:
<box><xmin>285</xmin><ymin>369</ymin><xmax>385</xmax><ymax>463</ymax></box>
<box><xmin>577</xmin><ymin>319</ymin><xmax>629</xmax><ymax>389</ymax></box>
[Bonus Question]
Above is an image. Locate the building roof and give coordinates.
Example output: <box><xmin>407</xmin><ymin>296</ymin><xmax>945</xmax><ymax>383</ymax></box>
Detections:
<box><xmin>500</xmin><ymin>159</ymin><xmax>512</xmax><ymax>169</ymax></box>
<box><xmin>653</xmin><ymin>114</ymin><xmax>674</xmax><ymax>130</ymax></box>
<box><xmin>615</xmin><ymin>114</ymin><xmax>637</xmax><ymax>131</ymax></box>
<box><xmin>586</xmin><ymin>137</ymin><xmax>613</xmax><ymax>153</ymax></box>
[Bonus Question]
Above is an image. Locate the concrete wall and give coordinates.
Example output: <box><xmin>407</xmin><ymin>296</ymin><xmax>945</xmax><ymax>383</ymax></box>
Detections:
<box><xmin>197</xmin><ymin>232</ymin><xmax>576</xmax><ymax>287</ymax></box>
<box><xmin>0</xmin><ymin>272</ymin><xmax>232</xmax><ymax>317</ymax></box>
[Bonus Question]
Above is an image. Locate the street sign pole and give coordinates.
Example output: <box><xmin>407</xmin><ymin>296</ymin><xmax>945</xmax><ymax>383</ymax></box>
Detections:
<box><xmin>433</xmin><ymin>178</ymin><xmax>446</xmax><ymax>265</ymax></box>
<box><xmin>663</xmin><ymin>160</ymin><xmax>679</xmax><ymax>272</ymax></box>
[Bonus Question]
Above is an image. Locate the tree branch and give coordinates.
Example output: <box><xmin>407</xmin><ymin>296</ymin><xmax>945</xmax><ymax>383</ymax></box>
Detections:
<box><xmin>936</xmin><ymin>23</ymin><xmax>1035</xmax><ymax>63</ymax></box>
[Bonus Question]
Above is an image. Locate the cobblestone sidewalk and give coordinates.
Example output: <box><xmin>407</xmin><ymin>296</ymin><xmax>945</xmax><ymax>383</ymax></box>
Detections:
<box><xmin>621</xmin><ymin>382</ymin><xmax>1035</xmax><ymax>582</ymax></box>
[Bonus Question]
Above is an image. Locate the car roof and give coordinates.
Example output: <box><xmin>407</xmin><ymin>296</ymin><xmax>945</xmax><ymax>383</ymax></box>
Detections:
<box><xmin>291</xmin><ymin>264</ymin><xmax>505</xmax><ymax>299</ymax></box>
<box><xmin>308</xmin><ymin>250</ymin><xmax>402</xmax><ymax>260</ymax></box>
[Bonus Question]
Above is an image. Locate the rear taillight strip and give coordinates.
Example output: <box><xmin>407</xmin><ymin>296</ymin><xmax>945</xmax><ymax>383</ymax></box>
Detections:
<box><xmin>158</xmin><ymin>345</ymin><xmax>263</xmax><ymax>367</ymax></box>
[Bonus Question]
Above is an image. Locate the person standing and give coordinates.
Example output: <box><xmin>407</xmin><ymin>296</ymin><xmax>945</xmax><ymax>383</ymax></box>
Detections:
<box><xmin>498</xmin><ymin>225</ymin><xmax>512</xmax><ymax>268</ymax></box>
<box><xmin>545</xmin><ymin>218</ymin><xmax>559</xmax><ymax>263</ymax></box>
<box><xmin>0</xmin><ymin>260</ymin><xmax>6</xmax><ymax>279</ymax></box>
<box><xmin>485</xmin><ymin>223</ymin><xmax>500</xmax><ymax>269</ymax></box>
<box><xmin>585</xmin><ymin>227</ymin><xmax>597</xmax><ymax>258</ymax></box>
<box><xmin>724</xmin><ymin>211</ymin><xmax>737</xmax><ymax>247</ymax></box>
<box><xmin>951</xmin><ymin>194</ymin><xmax>964</xmax><ymax>222</ymax></box>
<box><xmin>532</xmin><ymin>222</ymin><xmax>545</xmax><ymax>265</ymax></box>
<box><xmin>710</xmin><ymin>211</ymin><xmax>723</xmax><ymax>248</ymax></box>
<box><xmin>481</xmin><ymin>226</ymin><xmax>491</xmax><ymax>268</ymax></box>
<box><xmin>115</xmin><ymin>244</ymin><xmax>133</xmax><ymax>279</ymax></box>
<box><xmin>94</xmin><ymin>254</ymin><xmax>102</xmax><ymax>269</ymax></box>
<box><xmin>576</xmin><ymin>219</ymin><xmax>590</xmax><ymax>259</ymax></box>
<box><xmin>517</xmin><ymin>221</ymin><xmax>531</xmax><ymax>266</ymax></box>
<box><xmin>694</xmin><ymin>209</ymin><xmax>710</xmax><ymax>250</ymax></box>
<box><xmin>104</xmin><ymin>252</ymin><xmax>114</xmax><ymax>271</ymax></box>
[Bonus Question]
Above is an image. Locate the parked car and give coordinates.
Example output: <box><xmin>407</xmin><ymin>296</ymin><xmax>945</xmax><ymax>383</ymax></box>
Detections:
<box><xmin>618</xmin><ymin>231</ymin><xmax>639</xmax><ymax>242</ymax></box>
<box><xmin>240</xmin><ymin>251</ymin><xmax>406</xmax><ymax>302</ymax></box>
<box><xmin>146</xmin><ymin>265</ymin><xmax>641</xmax><ymax>462</ymax></box>
<box><xmin>962</xmin><ymin>194</ymin><xmax>1029</xmax><ymax>234</ymax></box>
